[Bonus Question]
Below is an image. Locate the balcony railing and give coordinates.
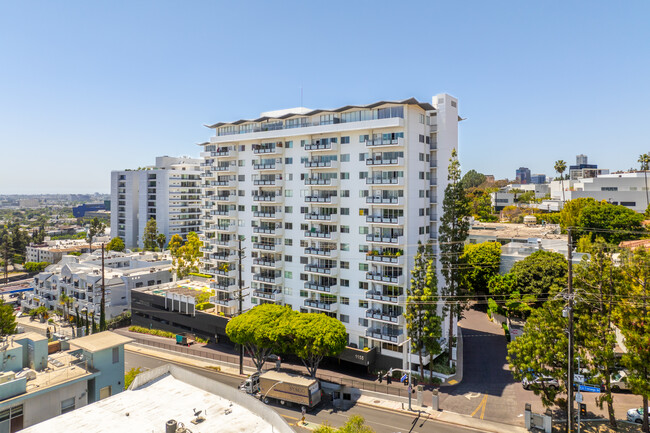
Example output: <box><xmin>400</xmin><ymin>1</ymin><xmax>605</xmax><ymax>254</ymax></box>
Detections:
<box><xmin>303</xmin><ymin>282</ymin><xmax>337</xmax><ymax>293</ymax></box>
<box><xmin>366</xmin><ymin>272</ymin><xmax>404</xmax><ymax>285</ymax></box>
<box><xmin>252</xmin><ymin>290</ymin><xmax>283</xmax><ymax>301</ymax></box>
<box><xmin>253</xmin><ymin>195</ymin><xmax>281</xmax><ymax>202</ymax></box>
<box><xmin>365</xmin><ymin>157</ymin><xmax>404</xmax><ymax>167</ymax></box>
<box><xmin>253</xmin><ymin>258</ymin><xmax>278</xmax><ymax>267</ymax></box>
<box><xmin>305</xmin><ymin>142</ymin><xmax>337</xmax><ymax>151</ymax></box>
<box><xmin>253</xmin><ymin>162</ymin><xmax>282</xmax><ymax>170</ymax></box>
<box><xmin>253</xmin><ymin>179</ymin><xmax>283</xmax><ymax>187</ymax></box>
<box><xmin>365</xmin><ymin>309</ymin><xmax>401</xmax><ymax>324</ymax></box>
<box><xmin>304</xmin><ymin>264</ymin><xmax>338</xmax><ymax>276</ymax></box>
<box><xmin>304</xmin><ymin>160</ymin><xmax>338</xmax><ymax>169</ymax></box>
<box><xmin>365</xmin><ymin>177</ymin><xmax>403</xmax><ymax>186</ymax></box>
<box><xmin>253</xmin><ymin>243</ymin><xmax>281</xmax><ymax>251</ymax></box>
<box><xmin>304</xmin><ymin>178</ymin><xmax>338</xmax><ymax>187</ymax></box>
<box><xmin>365</xmin><ymin>137</ymin><xmax>404</xmax><ymax>147</ymax></box>
<box><xmin>305</xmin><ymin>196</ymin><xmax>338</xmax><ymax>204</ymax></box>
<box><xmin>304</xmin><ymin>213</ymin><xmax>337</xmax><ymax>222</ymax></box>
<box><xmin>304</xmin><ymin>231</ymin><xmax>335</xmax><ymax>239</ymax></box>
<box><xmin>253</xmin><ymin>146</ymin><xmax>280</xmax><ymax>154</ymax></box>
<box><xmin>253</xmin><ymin>211</ymin><xmax>282</xmax><ymax>219</ymax></box>
<box><xmin>365</xmin><ymin>328</ymin><xmax>404</xmax><ymax>344</ymax></box>
<box><xmin>366</xmin><ymin>196</ymin><xmax>401</xmax><ymax>205</ymax></box>
<box><xmin>304</xmin><ymin>248</ymin><xmax>338</xmax><ymax>258</ymax></box>
<box><xmin>253</xmin><ymin>274</ymin><xmax>283</xmax><ymax>284</ymax></box>
<box><xmin>366</xmin><ymin>216</ymin><xmax>404</xmax><ymax>225</ymax></box>
<box><xmin>304</xmin><ymin>299</ymin><xmax>338</xmax><ymax>311</ymax></box>
<box><xmin>365</xmin><ymin>291</ymin><xmax>404</xmax><ymax>304</ymax></box>
<box><xmin>366</xmin><ymin>254</ymin><xmax>404</xmax><ymax>265</ymax></box>
<box><xmin>365</xmin><ymin>234</ymin><xmax>403</xmax><ymax>244</ymax></box>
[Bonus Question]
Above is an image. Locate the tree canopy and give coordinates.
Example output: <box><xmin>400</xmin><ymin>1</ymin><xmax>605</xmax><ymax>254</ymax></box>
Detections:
<box><xmin>461</xmin><ymin>241</ymin><xmax>501</xmax><ymax>297</ymax></box>
<box><xmin>0</xmin><ymin>299</ymin><xmax>17</xmax><ymax>337</ymax></box>
<box><xmin>169</xmin><ymin>232</ymin><xmax>202</xmax><ymax>279</ymax></box>
<box><xmin>86</xmin><ymin>217</ymin><xmax>106</xmax><ymax>251</ymax></box>
<box><xmin>576</xmin><ymin>201</ymin><xmax>645</xmax><ymax>244</ymax></box>
<box><xmin>314</xmin><ymin>416</ymin><xmax>375</xmax><ymax>433</ymax></box>
<box><xmin>143</xmin><ymin>218</ymin><xmax>159</xmax><ymax>251</ymax></box>
<box><xmin>460</xmin><ymin>169</ymin><xmax>486</xmax><ymax>189</ymax></box>
<box><xmin>106</xmin><ymin>237</ymin><xmax>125</xmax><ymax>252</ymax></box>
<box><xmin>290</xmin><ymin>312</ymin><xmax>347</xmax><ymax>377</ymax></box>
<box><xmin>509</xmin><ymin>250</ymin><xmax>567</xmax><ymax>302</ymax></box>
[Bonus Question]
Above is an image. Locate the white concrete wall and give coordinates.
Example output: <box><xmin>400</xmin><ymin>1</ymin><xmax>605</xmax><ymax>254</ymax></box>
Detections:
<box><xmin>23</xmin><ymin>380</ymin><xmax>88</xmax><ymax>429</ymax></box>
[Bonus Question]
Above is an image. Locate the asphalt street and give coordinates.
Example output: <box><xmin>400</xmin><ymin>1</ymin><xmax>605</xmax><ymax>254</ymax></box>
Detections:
<box><xmin>125</xmin><ymin>351</ymin><xmax>482</xmax><ymax>433</ymax></box>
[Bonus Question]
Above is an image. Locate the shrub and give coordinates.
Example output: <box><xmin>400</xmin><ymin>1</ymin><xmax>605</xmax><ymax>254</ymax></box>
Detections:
<box><xmin>196</xmin><ymin>302</ymin><xmax>215</xmax><ymax>311</ymax></box>
<box><xmin>128</xmin><ymin>326</ymin><xmax>175</xmax><ymax>339</ymax></box>
<box><xmin>189</xmin><ymin>272</ymin><xmax>212</xmax><ymax>279</ymax></box>
<box><xmin>195</xmin><ymin>336</ymin><xmax>209</xmax><ymax>344</ymax></box>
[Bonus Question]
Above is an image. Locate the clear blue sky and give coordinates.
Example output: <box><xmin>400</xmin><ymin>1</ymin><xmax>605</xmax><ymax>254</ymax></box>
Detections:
<box><xmin>1</xmin><ymin>1</ymin><xmax>649</xmax><ymax>194</ymax></box>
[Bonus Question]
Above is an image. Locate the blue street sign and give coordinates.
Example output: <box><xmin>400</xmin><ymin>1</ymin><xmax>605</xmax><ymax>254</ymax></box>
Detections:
<box><xmin>579</xmin><ymin>384</ymin><xmax>600</xmax><ymax>393</ymax></box>
<box><xmin>400</xmin><ymin>374</ymin><xmax>407</xmax><ymax>383</ymax></box>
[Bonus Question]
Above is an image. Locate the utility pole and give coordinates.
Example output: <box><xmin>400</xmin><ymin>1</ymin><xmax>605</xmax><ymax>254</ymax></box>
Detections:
<box><xmin>567</xmin><ymin>227</ymin><xmax>575</xmax><ymax>433</ymax></box>
<box><xmin>100</xmin><ymin>243</ymin><xmax>106</xmax><ymax>332</ymax></box>
<box><xmin>237</xmin><ymin>236</ymin><xmax>245</xmax><ymax>375</ymax></box>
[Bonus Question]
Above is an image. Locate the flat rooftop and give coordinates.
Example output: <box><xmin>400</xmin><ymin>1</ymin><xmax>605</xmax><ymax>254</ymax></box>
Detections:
<box><xmin>469</xmin><ymin>222</ymin><xmax>565</xmax><ymax>240</ymax></box>
<box><xmin>70</xmin><ymin>331</ymin><xmax>133</xmax><ymax>353</ymax></box>
<box><xmin>23</xmin><ymin>371</ymin><xmax>283</xmax><ymax>433</ymax></box>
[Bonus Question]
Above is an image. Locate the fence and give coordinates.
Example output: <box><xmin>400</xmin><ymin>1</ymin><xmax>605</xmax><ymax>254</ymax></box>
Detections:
<box><xmin>129</xmin><ymin>334</ymin><xmax>413</xmax><ymax>398</ymax></box>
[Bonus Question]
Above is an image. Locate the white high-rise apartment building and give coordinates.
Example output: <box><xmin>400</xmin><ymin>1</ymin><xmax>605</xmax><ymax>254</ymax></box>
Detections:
<box><xmin>111</xmin><ymin>156</ymin><xmax>202</xmax><ymax>249</ymax></box>
<box><xmin>200</xmin><ymin>95</ymin><xmax>459</xmax><ymax>368</ymax></box>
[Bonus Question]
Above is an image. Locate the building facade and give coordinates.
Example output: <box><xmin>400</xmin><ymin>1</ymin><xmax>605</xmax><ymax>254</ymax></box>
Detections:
<box><xmin>111</xmin><ymin>156</ymin><xmax>202</xmax><ymax>249</ymax></box>
<box><xmin>515</xmin><ymin>167</ymin><xmax>531</xmax><ymax>184</ymax></box>
<box><xmin>198</xmin><ymin>94</ymin><xmax>459</xmax><ymax>368</ymax></box>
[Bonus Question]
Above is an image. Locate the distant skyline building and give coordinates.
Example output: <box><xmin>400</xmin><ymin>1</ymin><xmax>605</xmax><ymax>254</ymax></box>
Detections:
<box><xmin>515</xmin><ymin>167</ymin><xmax>531</xmax><ymax>184</ymax></box>
<box><xmin>110</xmin><ymin>156</ymin><xmax>202</xmax><ymax>248</ymax></box>
<box><xmin>569</xmin><ymin>154</ymin><xmax>603</xmax><ymax>180</ymax></box>
<box><xmin>530</xmin><ymin>174</ymin><xmax>546</xmax><ymax>184</ymax></box>
<box><xmin>199</xmin><ymin>94</ymin><xmax>459</xmax><ymax>370</ymax></box>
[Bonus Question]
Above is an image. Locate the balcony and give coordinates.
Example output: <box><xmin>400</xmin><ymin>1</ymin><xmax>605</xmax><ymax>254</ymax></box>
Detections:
<box><xmin>304</xmin><ymin>160</ymin><xmax>338</xmax><ymax>170</ymax></box>
<box><xmin>211</xmin><ymin>297</ymin><xmax>237</xmax><ymax>308</ymax></box>
<box><xmin>366</xmin><ymin>157</ymin><xmax>404</xmax><ymax>167</ymax></box>
<box><xmin>214</xmin><ymin>195</ymin><xmax>236</xmax><ymax>203</ymax></box>
<box><xmin>365</xmin><ymin>234</ymin><xmax>404</xmax><ymax>245</ymax></box>
<box><xmin>365</xmin><ymin>177</ymin><xmax>404</xmax><ymax>186</ymax></box>
<box><xmin>365</xmin><ymin>253</ymin><xmax>404</xmax><ymax>265</ymax></box>
<box><xmin>304</xmin><ymin>178</ymin><xmax>339</xmax><ymax>187</ymax></box>
<box><xmin>305</xmin><ymin>142</ymin><xmax>338</xmax><ymax>152</ymax></box>
<box><xmin>209</xmin><ymin>252</ymin><xmax>236</xmax><ymax>263</ymax></box>
<box><xmin>254</xmin><ymin>178</ymin><xmax>284</xmax><ymax>187</ymax></box>
<box><xmin>365</xmin><ymin>328</ymin><xmax>405</xmax><ymax>344</ymax></box>
<box><xmin>303</xmin><ymin>282</ymin><xmax>338</xmax><ymax>293</ymax></box>
<box><xmin>253</xmin><ymin>211</ymin><xmax>282</xmax><ymax>220</ymax></box>
<box><xmin>365</xmin><ymin>137</ymin><xmax>404</xmax><ymax>148</ymax></box>
<box><xmin>366</xmin><ymin>272</ymin><xmax>404</xmax><ymax>285</ymax></box>
<box><xmin>210</xmin><ymin>282</ymin><xmax>238</xmax><ymax>292</ymax></box>
<box><xmin>252</xmin><ymin>289</ymin><xmax>283</xmax><ymax>302</ymax></box>
<box><xmin>253</xmin><ymin>226</ymin><xmax>283</xmax><ymax>236</ymax></box>
<box><xmin>211</xmin><ymin>148</ymin><xmax>237</xmax><ymax>157</ymax></box>
<box><xmin>212</xmin><ymin>209</ymin><xmax>238</xmax><ymax>217</ymax></box>
<box><xmin>304</xmin><ymin>247</ymin><xmax>338</xmax><ymax>258</ymax></box>
<box><xmin>253</xmin><ymin>146</ymin><xmax>281</xmax><ymax>155</ymax></box>
<box><xmin>253</xmin><ymin>274</ymin><xmax>283</xmax><ymax>285</ymax></box>
<box><xmin>304</xmin><ymin>230</ymin><xmax>335</xmax><ymax>239</ymax></box>
<box><xmin>365</xmin><ymin>309</ymin><xmax>403</xmax><ymax>325</ymax></box>
<box><xmin>304</xmin><ymin>213</ymin><xmax>338</xmax><ymax>222</ymax></box>
<box><xmin>365</xmin><ymin>291</ymin><xmax>404</xmax><ymax>304</ymax></box>
<box><xmin>304</xmin><ymin>264</ymin><xmax>338</xmax><ymax>276</ymax></box>
<box><xmin>212</xmin><ymin>239</ymin><xmax>237</xmax><ymax>248</ymax></box>
<box><xmin>253</xmin><ymin>162</ymin><xmax>282</xmax><ymax>171</ymax></box>
<box><xmin>212</xmin><ymin>179</ymin><xmax>235</xmax><ymax>188</ymax></box>
<box><xmin>253</xmin><ymin>258</ymin><xmax>279</xmax><ymax>268</ymax></box>
<box><xmin>214</xmin><ymin>224</ymin><xmax>237</xmax><ymax>233</ymax></box>
<box><xmin>304</xmin><ymin>299</ymin><xmax>338</xmax><ymax>311</ymax></box>
<box><xmin>366</xmin><ymin>216</ymin><xmax>404</xmax><ymax>226</ymax></box>
<box><xmin>366</xmin><ymin>196</ymin><xmax>402</xmax><ymax>206</ymax></box>
<box><xmin>304</xmin><ymin>195</ymin><xmax>338</xmax><ymax>205</ymax></box>
<box><xmin>214</xmin><ymin>268</ymin><xmax>236</xmax><ymax>278</ymax></box>
<box><xmin>253</xmin><ymin>194</ymin><xmax>282</xmax><ymax>203</ymax></box>
<box><xmin>253</xmin><ymin>242</ymin><xmax>282</xmax><ymax>252</ymax></box>
<box><xmin>214</xmin><ymin>164</ymin><xmax>236</xmax><ymax>173</ymax></box>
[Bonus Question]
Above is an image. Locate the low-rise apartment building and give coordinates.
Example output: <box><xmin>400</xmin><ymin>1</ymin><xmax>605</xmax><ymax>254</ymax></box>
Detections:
<box><xmin>21</xmin><ymin>251</ymin><xmax>173</xmax><ymax>323</ymax></box>
<box><xmin>25</xmin><ymin>238</ymin><xmax>109</xmax><ymax>264</ymax></box>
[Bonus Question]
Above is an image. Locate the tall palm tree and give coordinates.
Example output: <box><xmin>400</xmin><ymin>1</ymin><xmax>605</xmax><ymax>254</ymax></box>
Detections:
<box><xmin>638</xmin><ymin>153</ymin><xmax>650</xmax><ymax>211</ymax></box>
<box><xmin>554</xmin><ymin>160</ymin><xmax>567</xmax><ymax>204</ymax></box>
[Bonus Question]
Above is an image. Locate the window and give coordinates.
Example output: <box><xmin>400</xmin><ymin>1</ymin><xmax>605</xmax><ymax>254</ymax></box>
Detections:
<box><xmin>359</xmin><ymin>227</ymin><xmax>369</xmax><ymax>235</ymax></box>
<box><xmin>300</xmin><ymin>257</ymin><xmax>308</xmax><ymax>264</ymax></box>
<box><xmin>340</xmin><ymin>243</ymin><xmax>350</xmax><ymax>251</ymax></box>
<box><xmin>341</xmin><ymin>190</ymin><xmax>350</xmax><ymax>197</ymax></box>
<box><xmin>340</xmin><ymin>261</ymin><xmax>349</xmax><ymax>269</ymax></box>
<box><xmin>419</xmin><ymin>227</ymin><xmax>425</xmax><ymax>235</ymax></box>
<box><xmin>238</xmin><ymin>190</ymin><xmax>244</xmax><ymax>196</ymax></box>
<box><xmin>285</xmin><ymin>271</ymin><xmax>292</xmax><ymax>279</ymax></box>
<box><xmin>359</xmin><ymin>152</ymin><xmax>368</xmax><ymax>161</ymax></box>
<box><xmin>238</xmin><ymin>160</ymin><xmax>245</xmax><ymax>166</ymax></box>
<box><xmin>359</xmin><ymin>263</ymin><xmax>368</xmax><ymax>271</ymax></box>
<box><xmin>340</xmin><ymin>225</ymin><xmax>350</xmax><ymax>233</ymax></box>
<box><xmin>358</xmin><ymin>318</ymin><xmax>369</xmax><ymax>327</ymax></box>
<box><xmin>301</xmin><ymin>223</ymin><xmax>309</xmax><ymax>231</ymax></box>
<box><xmin>340</xmin><ymin>314</ymin><xmax>349</xmax><ymax>323</ymax></box>
<box><xmin>285</xmin><ymin>255</ymin><xmax>292</xmax><ymax>262</ymax></box>
<box><xmin>61</xmin><ymin>397</ymin><xmax>75</xmax><ymax>414</ymax></box>
<box><xmin>359</xmin><ymin>245</ymin><xmax>369</xmax><ymax>253</ymax></box>
<box><xmin>341</xmin><ymin>208</ymin><xmax>349</xmax><ymax>215</ymax></box>
<box><xmin>341</xmin><ymin>153</ymin><xmax>350</xmax><ymax>162</ymax></box>
<box><xmin>419</xmin><ymin>172</ymin><xmax>425</xmax><ymax>180</ymax></box>
<box><xmin>359</xmin><ymin>282</ymin><xmax>368</xmax><ymax>290</ymax></box>
<box><xmin>285</xmin><ymin>206</ymin><xmax>293</xmax><ymax>213</ymax></box>
<box><xmin>340</xmin><ymin>279</ymin><xmax>349</xmax><ymax>287</ymax></box>
<box><xmin>300</xmin><ymin>206</ymin><xmax>308</xmax><ymax>214</ymax></box>
<box><xmin>285</xmin><ymin>157</ymin><xmax>293</xmax><ymax>164</ymax></box>
<box><xmin>239</xmin><ymin>205</ymin><xmax>245</xmax><ymax>211</ymax></box>
<box><xmin>419</xmin><ymin>153</ymin><xmax>425</xmax><ymax>161</ymax></box>
<box><xmin>300</xmin><ymin>290</ymin><xmax>308</xmax><ymax>297</ymax></box>
<box><xmin>285</xmin><ymin>238</ymin><xmax>293</xmax><ymax>246</ymax></box>
<box><xmin>288</xmin><ymin>174</ymin><xmax>293</xmax><ymax>180</ymax></box>
<box><xmin>419</xmin><ymin>134</ymin><xmax>425</xmax><ymax>143</ymax></box>
<box><xmin>419</xmin><ymin>190</ymin><xmax>425</xmax><ymax>198</ymax></box>
<box><xmin>341</xmin><ymin>297</ymin><xmax>350</xmax><ymax>305</ymax></box>
<box><xmin>359</xmin><ymin>134</ymin><xmax>369</xmax><ymax>143</ymax></box>
<box><xmin>285</xmin><ymin>141</ymin><xmax>293</xmax><ymax>148</ymax></box>
<box><xmin>112</xmin><ymin>347</ymin><xmax>119</xmax><ymax>363</ymax></box>
<box><xmin>359</xmin><ymin>208</ymin><xmax>369</xmax><ymax>216</ymax></box>
<box><xmin>285</xmin><ymin>222</ymin><xmax>293</xmax><ymax>229</ymax></box>
<box><xmin>238</xmin><ymin>174</ymin><xmax>245</xmax><ymax>181</ymax></box>
<box><xmin>419</xmin><ymin>209</ymin><xmax>425</xmax><ymax>216</ymax></box>
<box><xmin>358</xmin><ymin>300</ymin><xmax>368</xmax><ymax>308</ymax></box>
<box><xmin>285</xmin><ymin>190</ymin><xmax>293</xmax><ymax>197</ymax></box>
<box><xmin>419</xmin><ymin>113</ymin><xmax>425</xmax><ymax>124</ymax></box>
<box><xmin>300</xmin><ymin>240</ymin><xmax>308</xmax><ymax>247</ymax></box>
<box><xmin>341</xmin><ymin>172</ymin><xmax>350</xmax><ymax>179</ymax></box>
<box><xmin>341</xmin><ymin>136</ymin><xmax>350</xmax><ymax>144</ymax></box>
<box><xmin>359</xmin><ymin>190</ymin><xmax>369</xmax><ymax>198</ymax></box>
<box><xmin>359</xmin><ymin>171</ymin><xmax>368</xmax><ymax>179</ymax></box>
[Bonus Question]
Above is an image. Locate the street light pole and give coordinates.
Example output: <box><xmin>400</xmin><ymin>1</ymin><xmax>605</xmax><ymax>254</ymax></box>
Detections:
<box><xmin>397</xmin><ymin>337</ymin><xmax>413</xmax><ymax>411</ymax></box>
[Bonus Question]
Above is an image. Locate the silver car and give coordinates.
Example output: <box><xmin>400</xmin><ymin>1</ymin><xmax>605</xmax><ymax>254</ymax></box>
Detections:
<box><xmin>522</xmin><ymin>376</ymin><xmax>559</xmax><ymax>390</ymax></box>
<box><xmin>627</xmin><ymin>407</ymin><xmax>648</xmax><ymax>424</ymax></box>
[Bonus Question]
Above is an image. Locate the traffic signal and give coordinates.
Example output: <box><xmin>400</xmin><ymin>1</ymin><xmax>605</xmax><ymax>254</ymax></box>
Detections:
<box><xmin>580</xmin><ymin>403</ymin><xmax>587</xmax><ymax>417</ymax></box>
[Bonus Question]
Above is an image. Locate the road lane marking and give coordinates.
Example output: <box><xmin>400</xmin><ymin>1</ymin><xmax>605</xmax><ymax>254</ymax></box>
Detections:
<box><xmin>470</xmin><ymin>394</ymin><xmax>488</xmax><ymax>417</ymax></box>
<box><xmin>447</xmin><ymin>379</ymin><xmax>458</xmax><ymax>385</ymax></box>
<box><xmin>464</xmin><ymin>392</ymin><xmax>481</xmax><ymax>400</ymax></box>
<box><xmin>480</xmin><ymin>395</ymin><xmax>488</xmax><ymax>420</ymax></box>
<box><xmin>281</xmin><ymin>414</ymin><xmax>299</xmax><ymax>421</ymax></box>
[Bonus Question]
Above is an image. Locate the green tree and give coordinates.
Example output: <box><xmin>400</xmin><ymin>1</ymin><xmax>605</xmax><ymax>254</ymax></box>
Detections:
<box><xmin>0</xmin><ymin>299</ymin><xmax>17</xmax><ymax>337</ymax></box>
<box><xmin>86</xmin><ymin>217</ymin><xmax>106</xmax><ymax>252</ymax></box>
<box><xmin>517</xmin><ymin>191</ymin><xmax>536</xmax><ymax>204</ymax></box>
<box><xmin>487</xmin><ymin>273</ymin><xmax>535</xmax><ymax>319</ymax></box>
<box><xmin>574</xmin><ymin>241</ymin><xmax>623</xmax><ymax>428</ymax></box>
<box><xmin>439</xmin><ymin>148</ymin><xmax>471</xmax><ymax>361</ymax></box>
<box><xmin>168</xmin><ymin>234</ymin><xmax>184</xmax><ymax>256</ymax></box>
<box><xmin>618</xmin><ymin>247</ymin><xmax>650</xmax><ymax>433</ymax></box>
<box><xmin>507</xmin><ymin>301</ymin><xmax>569</xmax><ymax>408</ymax></box>
<box><xmin>509</xmin><ymin>251</ymin><xmax>567</xmax><ymax>304</ymax></box>
<box><xmin>461</xmin><ymin>241</ymin><xmax>501</xmax><ymax>298</ymax></box>
<box><xmin>460</xmin><ymin>169</ymin><xmax>486</xmax><ymax>189</ymax></box>
<box><xmin>554</xmin><ymin>160</ymin><xmax>567</xmax><ymax>203</ymax></box>
<box><xmin>106</xmin><ymin>237</ymin><xmax>125</xmax><ymax>252</ymax></box>
<box><xmin>142</xmin><ymin>218</ymin><xmax>159</xmax><ymax>251</ymax></box>
<box><xmin>639</xmin><ymin>153</ymin><xmax>650</xmax><ymax>210</ymax></box>
<box><xmin>1</xmin><ymin>231</ymin><xmax>12</xmax><ymax>284</ymax></box>
<box><xmin>289</xmin><ymin>313</ymin><xmax>347</xmax><ymax>378</ymax></box>
<box><xmin>405</xmin><ymin>242</ymin><xmax>442</xmax><ymax>379</ymax></box>
<box><xmin>559</xmin><ymin>198</ymin><xmax>597</xmax><ymax>232</ymax></box>
<box><xmin>467</xmin><ymin>189</ymin><xmax>496</xmax><ymax>221</ymax></box>
<box><xmin>24</xmin><ymin>261</ymin><xmax>50</xmax><ymax>272</ymax></box>
<box><xmin>156</xmin><ymin>233</ymin><xmax>167</xmax><ymax>251</ymax></box>
<box><xmin>226</xmin><ymin>304</ymin><xmax>294</xmax><ymax>372</ymax></box>
<box><xmin>314</xmin><ymin>415</ymin><xmax>375</xmax><ymax>433</ymax></box>
<box><xmin>508</xmin><ymin>188</ymin><xmax>525</xmax><ymax>205</ymax></box>
<box><xmin>124</xmin><ymin>367</ymin><xmax>142</xmax><ymax>390</ymax></box>
<box><xmin>577</xmin><ymin>201</ymin><xmax>645</xmax><ymax>244</ymax></box>
<box><xmin>173</xmin><ymin>232</ymin><xmax>202</xmax><ymax>278</ymax></box>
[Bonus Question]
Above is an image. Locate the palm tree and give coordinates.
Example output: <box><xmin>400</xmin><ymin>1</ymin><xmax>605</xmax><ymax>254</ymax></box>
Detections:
<box><xmin>554</xmin><ymin>160</ymin><xmax>567</xmax><ymax>204</ymax></box>
<box><xmin>638</xmin><ymin>154</ymin><xmax>650</xmax><ymax>211</ymax></box>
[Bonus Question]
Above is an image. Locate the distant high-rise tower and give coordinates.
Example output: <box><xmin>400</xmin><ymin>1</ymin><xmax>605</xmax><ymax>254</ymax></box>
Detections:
<box><xmin>576</xmin><ymin>154</ymin><xmax>588</xmax><ymax>165</ymax></box>
<box><xmin>516</xmin><ymin>167</ymin><xmax>531</xmax><ymax>184</ymax></box>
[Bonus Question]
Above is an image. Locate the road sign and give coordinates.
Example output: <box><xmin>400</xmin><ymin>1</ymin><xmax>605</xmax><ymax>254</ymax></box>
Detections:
<box><xmin>574</xmin><ymin>374</ymin><xmax>584</xmax><ymax>384</ymax></box>
<box><xmin>575</xmin><ymin>391</ymin><xmax>583</xmax><ymax>403</ymax></box>
<box><xmin>579</xmin><ymin>384</ymin><xmax>601</xmax><ymax>393</ymax></box>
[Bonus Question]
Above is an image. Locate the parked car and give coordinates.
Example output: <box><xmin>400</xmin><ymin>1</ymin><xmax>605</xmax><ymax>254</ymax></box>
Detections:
<box><xmin>627</xmin><ymin>407</ymin><xmax>649</xmax><ymax>424</ymax></box>
<box><xmin>522</xmin><ymin>376</ymin><xmax>559</xmax><ymax>390</ymax></box>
